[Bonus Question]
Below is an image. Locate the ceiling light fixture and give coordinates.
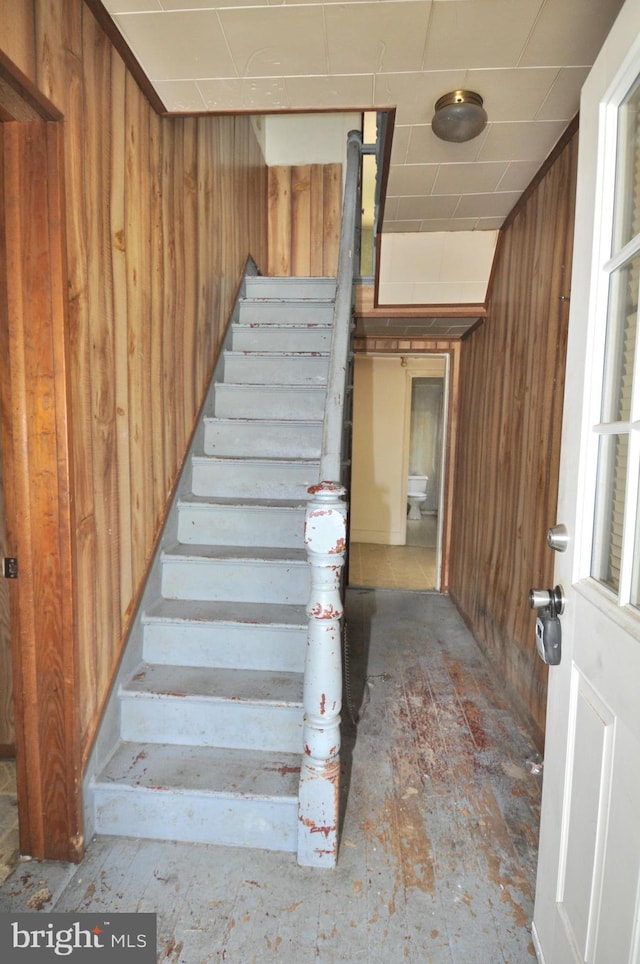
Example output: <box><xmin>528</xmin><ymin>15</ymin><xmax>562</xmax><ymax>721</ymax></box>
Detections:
<box><xmin>431</xmin><ymin>90</ymin><xmax>487</xmax><ymax>143</ymax></box>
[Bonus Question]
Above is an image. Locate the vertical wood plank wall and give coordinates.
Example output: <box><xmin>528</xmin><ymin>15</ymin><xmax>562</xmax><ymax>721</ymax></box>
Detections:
<box><xmin>268</xmin><ymin>164</ymin><xmax>341</xmax><ymax>276</ymax></box>
<box><xmin>449</xmin><ymin>131</ymin><xmax>578</xmax><ymax>747</ymax></box>
<box><xmin>0</xmin><ymin>0</ymin><xmax>268</xmax><ymax>772</ymax></box>
<box><xmin>0</xmin><ymin>424</ymin><xmax>11</xmax><ymax>751</ymax></box>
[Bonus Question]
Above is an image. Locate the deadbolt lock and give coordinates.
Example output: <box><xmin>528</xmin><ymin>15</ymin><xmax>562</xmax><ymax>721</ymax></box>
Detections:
<box><xmin>547</xmin><ymin>523</ymin><xmax>569</xmax><ymax>552</ymax></box>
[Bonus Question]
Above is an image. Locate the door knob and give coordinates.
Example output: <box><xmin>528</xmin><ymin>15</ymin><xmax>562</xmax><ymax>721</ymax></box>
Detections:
<box><xmin>529</xmin><ymin>585</ymin><xmax>565</xmax><ymax>615</ymax></box>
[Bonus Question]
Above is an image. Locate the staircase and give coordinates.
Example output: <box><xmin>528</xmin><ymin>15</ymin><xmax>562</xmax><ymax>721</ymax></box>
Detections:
<box><xmin>88</xmin><ymin>272</ymin><xmax>338</xmax><ymax>855</ymax></box>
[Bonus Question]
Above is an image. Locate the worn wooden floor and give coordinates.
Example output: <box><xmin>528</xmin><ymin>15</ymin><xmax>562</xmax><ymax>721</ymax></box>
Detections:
<box><xmin>0</xmin><ymin>590</ymin><xmax>541</xmax><ymax>962</ymax></box>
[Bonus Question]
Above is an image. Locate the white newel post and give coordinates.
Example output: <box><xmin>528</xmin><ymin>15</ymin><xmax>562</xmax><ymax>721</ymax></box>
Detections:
<box><xmin>297</xmin><ymin>481</ymin><xmax>347</xmax><ymax>867</ymax></box>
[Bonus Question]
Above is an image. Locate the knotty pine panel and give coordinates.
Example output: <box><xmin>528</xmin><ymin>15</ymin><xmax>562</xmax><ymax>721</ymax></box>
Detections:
<box><xmin>268</xmin><ymin>164</ymin><xmax>341</xmax><ymax>276</ymax></box>
<box><xmin>2</xmin><ymin>0</ymin><xmax>268</xmax><ymax>769</ymax></box>
<box><xmin>449</xmin><ymin>131</ymin><xmax>578</xmax><ymax>747</ymax></box>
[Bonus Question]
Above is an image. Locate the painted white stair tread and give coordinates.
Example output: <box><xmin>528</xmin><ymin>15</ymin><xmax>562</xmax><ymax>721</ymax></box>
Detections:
<box><xmin>177</xmin><ymin>495</ymin><xmax>307</xmax><ymax>509</ymax></box>
<box><xmin>244</xmin><ymin>275</ymin><xmax>336</xmax><ymax>296</ymax></box>
<box><xmin>143</xmin><ymin>598</ymin><xmax>307</xmax><ymax>628</ymax></box>
<box><xmin>212</xmin><ymin>384</ymin><xmax>326</xmax><ymax>420</ymax></box>
<box><xmin>161</xmin><ymin>543</ymin><xmax>308</xmax><ymax>562</ymax></box>
<box><xmin>96</xmin><ymin>742</ymin><xmax>300</xmax><ymax>798</ymax></box>
<box><xmin>193</xmin><ymin>454</ymin><xmax>319</xmax><ymax>465</ymax></box>
<box><xmin>122</xmin><ymin>663</ymin><xmax>303</xmax><ymax>705</ymax></box>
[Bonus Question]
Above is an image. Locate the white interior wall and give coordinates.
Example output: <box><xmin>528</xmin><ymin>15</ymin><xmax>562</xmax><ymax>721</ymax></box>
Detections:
<box><xmin>378</xmin><ymin>230</ymin><xmax>499</xmax><ymax>305</ymax></box>
<box><xmin>251</xmin><ymin>113</ymin><xmax>361</xmax><ymax>166</ymax></box>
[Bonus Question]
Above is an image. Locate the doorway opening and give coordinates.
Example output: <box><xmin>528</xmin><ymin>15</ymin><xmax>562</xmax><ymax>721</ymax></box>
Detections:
<box><xmin>349</xmin><ymin>353</ymin><xmax>449</xmax><ymax>591</ymax></box>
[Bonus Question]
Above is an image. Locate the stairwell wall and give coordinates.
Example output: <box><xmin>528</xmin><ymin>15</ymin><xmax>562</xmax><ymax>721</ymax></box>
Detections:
<box><xmin>0</xmin><ymin>0</ymin><xmax>268</xmax><ymax>769</ymax></box>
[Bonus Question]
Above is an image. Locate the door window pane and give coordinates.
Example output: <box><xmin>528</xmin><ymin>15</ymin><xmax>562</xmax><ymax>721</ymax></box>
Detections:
<box><xmin>592</xmin><ymin>433</ymin><xmax>628</xmax><ymax>593</ymax></box>
<box><xmin>612</xmin><ymin>78</ymin><xmax>640</xmax><ymax>255</ymax></box>
<box><xmin>600</xmin><ymin>257</ymin><xmax>640</xmax><ymax>424</ymax></box>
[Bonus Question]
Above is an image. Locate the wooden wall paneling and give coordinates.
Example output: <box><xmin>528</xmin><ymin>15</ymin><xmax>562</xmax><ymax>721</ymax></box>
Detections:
<box><xmin>0</xmin><ymin>2</ymin><xmax>36</xmax><ymax>81</ymax></box>
<box><xmin>267</xmin><ymin>162</ymin><xmax>342</xmax><ymax>277</ymax></box>
<box><xmin>181</xmin><ymin>117</ymin><xmax>198</xmax><ymax>429</ymax></box>
<box><xmin>149</xmin><ymin>107</ymin><xmax>166</xmax><ymax>523</ymax></box>
<box><xmin>111</xmin><ymin>52</ymin><xmax>133</xmax><ymax>617</ymax></box>
<box><xmin>125</xmin><ymin>70</ymin><xmax>150</xmax><ymax>586</ymax></box>
<box><xmin>0</xmin><ymin>123</ymin><xmax>13</xmax><ymax>754</ymax></box>
<box><xmin>291</xmin><ymin>165</ymin><xmax>312</xmax><ymax>276</ymax></box>
<box><xmin>268</xmin><ymin>166</ymin><xmax>291</xmax><ymax>276</ymax></box>
<box><xmin>160</xmin><ymin>117</ymin><xmax>178</xmax><ymax>490</ymax></box>
<box><xmin>0</xmin><ymin>417</ymin><xmax>12</xmax><ymax>751</ymax></box>
<box><xmin>449</xmin><ymin>132</ymin><xmax>578</xmax><ymax>745</ymax></box>
<box><xmin>84</xmin><ymin>11</ymin><xmax>119</xmax><ymax>707</ymax></box>
<box><xmin>2</xmin><ymin>119</ymin><xmax>80</xmax><ymax>859</ymax></box>
<box><xmin>309</xmin><ymin>165</ymin><xmax>325</xmax><ymax>276</ymax></box>
<box><xmin>322</xmin><ymin>163</ymin><xmax>341</xmax><ymax>275</ymax></box>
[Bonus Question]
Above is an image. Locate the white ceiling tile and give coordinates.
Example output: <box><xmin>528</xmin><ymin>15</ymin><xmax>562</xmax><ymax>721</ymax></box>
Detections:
<box><xmin>432</xmin><ymin>161</ymin><xmax>507</xmax><ymax>195</ymax></box>
<box><xmin>421</xmin><ymin>218</ymin><xmax>480</xmax><ymax>232</ymax></box>
<box><xmin>324</xmin><ymin>2</ymin><xmax>431</xmax><ymax>75</ymax></box>
<box><xmin>284</xmin><ymin>74</ymin><xmax>375</xmax><ymax>110</ymax></box>
<box><xmin>153</xmin><ymin>80</ymin><xmax>206</xmax><ymax>111</ymax></box>
<box><xmin>218</xmin><ymin>7</ymin><xmax>328</xmax><ymax>78</ymax></box>
<box><xmin>424</xmin><ymin>0</ymin><xmax>544</xmax><ymax>70</ymax></box>
<box><xmin>477</xmin><ymin>120</ymin><xmax>567</xmax><ymax>162</ymax></box>
<box><xmin>112</xmin><ymin>12</ymin><xmax>237</xmax><ymax>80</ymax></box>
<box><xmin>535</xmin><ymin>66</ymin><xmax>590</xmax><ymax>120</ymax></box>
<box><xmin>387</xmin><ymin>164</ymin><xmax>439</xmax><ymax>196</ymax></box>
<box><xmin>199</xmin><ymin>77</ymin><xmax>290</xmax><ymax>111</ymax></box>
<box><xmin>103</xmin><ymin>0</ymin><xmax>161</xmax><ymax>11</ymax></box>
<box><xmin>162</xmin><ymin>0</ymin><xmax>267</xmax><ymax>7</ymax></box>
<box><xmin>389</xmin><ymin>126</ymin><xmax>411</xmax><ymax>165</ymax></box>
<box><xmin>454</xmin><ymin>191</ymin><xmax>520</xmax><ymax>219</ymax></box>
<box><xmin>519</xmin><ymin>0</ymin><xmax>625</xmax><ymax>67</ymax></box>
<box><xmin>374</xmin><ymin>70</ymin><xmax>465</xmax><ymax>124</ymax></box>
<box><xmin>496</xmin><ymin>160</ymin><xmax>543</xmax><ymax>192</ymax></box>
<box><xmin>463</xmin><ymin>67</ymin><xmax>559</xmax><ymax>121</ymax></box>
<box><xmin>475</xmin><ymin>217</ymin><xmax>507</xmax><ymax>230</ymax></box>
<box><xmin>396</xmin><ymin>195</ymin><xmax>459</xmax><ymax>220</ymax></box>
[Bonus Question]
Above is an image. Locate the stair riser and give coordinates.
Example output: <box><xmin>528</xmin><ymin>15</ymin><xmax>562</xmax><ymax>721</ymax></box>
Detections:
<box><xmin>204</xmin><ymin>420</ymin><xmax>321</xmax><ymax>458</ymax></box>
<box><xmin>213</xmin><ymin>385</ymin><xmax>326</xmax><ymax>420</ymax></box>
<box><xmin>161</xmin><ymin>557</ymin><xmax>310</xmax><ymax>604</ymax></box>
<box><xmin>143</xmin><ymin>621</ymin><xmax>306</xmax><ymax>672</ymax></box>
<box><xmin>224</xmin><ymin>352</ymin><xmax>328</xmax><ymax>385</ymax></box>
<box><xmin>177</xmin><ymin>504</ymin><xmax>306</xmax><ymax>548</ymax></box>
<box><xmin>244</xmin><ymin>276</ymin><xmax>336</xmax><ymax>301</ymax></box>
<box><xmin>191</xmin><ymin>459</ymin><xmax>319</xmax><ymax>500</ymax></box>
<box><xmin>238</xmin><ymin>301</ymin><xmax>334</xmax><ymax>326</ymax></box>
<box><xmin>232</xmin><ymin>325</ymin><xmax>332</xmax><ymax>352</ymax></box>
<box><xmin>120</xmin><ymin>696</ymin><xmax>303</xmax><ymax>753</ymax></box>
<box><xmin>93</xmin><ymin>787</ymin><xmax>297</xmax><ymax>851</ymax></box>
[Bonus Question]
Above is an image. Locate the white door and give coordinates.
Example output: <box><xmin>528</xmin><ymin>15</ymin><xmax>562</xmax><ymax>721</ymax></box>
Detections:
<box><xmin>533</xmin><ymin>2</ymin><xmax>640</xmax><ymax>961</ymax></box>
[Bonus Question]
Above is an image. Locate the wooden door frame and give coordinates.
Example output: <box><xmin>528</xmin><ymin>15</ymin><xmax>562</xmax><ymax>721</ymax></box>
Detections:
<box><xmin>0</xmin><ymin>53</ymin><xmax>82</xmax><ymax>862</ymax></box>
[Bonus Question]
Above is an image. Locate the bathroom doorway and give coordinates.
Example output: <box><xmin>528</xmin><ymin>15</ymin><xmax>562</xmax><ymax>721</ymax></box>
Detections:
<box><xmin>349</xmin><ymin>353</ymin><xmax>449</xmax><ymax>591</ymax></box>
<box><xmin>405</xmin><ymin>369</ymin><xmax>446</xmax><ymax>579</ymax></box>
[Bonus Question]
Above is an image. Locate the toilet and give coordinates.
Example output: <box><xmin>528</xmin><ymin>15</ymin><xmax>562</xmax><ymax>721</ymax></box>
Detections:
<box><xmin>407</xmin><ymin>475</ymin><xmax>428</xmax><ymax>520</ymax></box>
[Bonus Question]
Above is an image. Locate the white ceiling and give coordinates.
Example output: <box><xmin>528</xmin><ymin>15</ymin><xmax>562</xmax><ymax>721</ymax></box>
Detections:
<box><xmin>102</xmin><ymin>0</ymin><xmax>624</xmax><ymax>236</ymax></box>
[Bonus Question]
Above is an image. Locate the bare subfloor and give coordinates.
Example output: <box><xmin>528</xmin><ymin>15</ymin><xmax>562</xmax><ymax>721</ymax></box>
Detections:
<box><xmin>0</xmin><ymin>591</ymin><xmax>541</xmax><ymax>962</ymax></box>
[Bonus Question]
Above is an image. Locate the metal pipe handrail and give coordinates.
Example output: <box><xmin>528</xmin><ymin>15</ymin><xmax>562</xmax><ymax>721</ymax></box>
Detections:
<box><xmin>319</xmin><ymin>129</ymin><xmax>363</xmax><ymax>483</ymax></box>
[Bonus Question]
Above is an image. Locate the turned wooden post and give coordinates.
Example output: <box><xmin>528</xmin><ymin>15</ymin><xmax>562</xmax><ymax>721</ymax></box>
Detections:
<box><xmin>297</xmin><ymin>481</ymin><xmax>347</xmax><ymax>867</ymax></box>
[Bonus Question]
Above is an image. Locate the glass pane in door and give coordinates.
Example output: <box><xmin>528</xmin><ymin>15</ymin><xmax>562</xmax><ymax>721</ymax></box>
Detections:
<box><xmin>612</xmin><ymin>78</ymin><xmax>640</xmax><ymax>254</ymax></box>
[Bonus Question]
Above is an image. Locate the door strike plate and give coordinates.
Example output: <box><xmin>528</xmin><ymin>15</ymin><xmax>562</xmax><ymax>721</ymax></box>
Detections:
<box><xmin>3</xmin><ymin>557</ymin><xmax>18</xmax><ymax>579</ymax></box>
